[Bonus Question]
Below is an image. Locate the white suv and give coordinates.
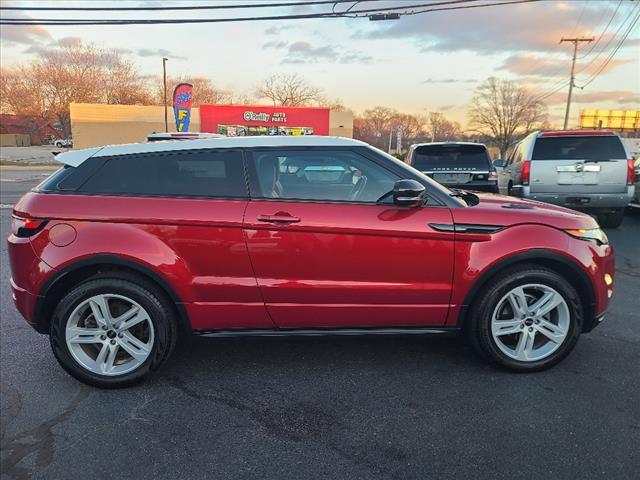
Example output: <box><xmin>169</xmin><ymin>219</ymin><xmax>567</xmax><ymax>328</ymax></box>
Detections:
<box><xmin>498</xmin><ymin>130</ymin><xmax>634</xmax><ymax>228</ymax></box>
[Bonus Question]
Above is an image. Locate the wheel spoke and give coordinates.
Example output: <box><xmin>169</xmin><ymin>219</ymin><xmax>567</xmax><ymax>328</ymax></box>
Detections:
<box><xmin>67</xmin><ymin>326</ymin><xmax>103</xmax><ymax>344</ymax></box>
<box><xmin>514</xmin><ymin>331</ymin><xmax>535</xmax><ymax>361</ymax></box>
<box><xmin>507</xmin><ymin>287</ymin><xmax>529</xmax><ymax>318</ymax></box>
<box><xmin>115</xmin><ymin>307</ymin><xmax>147</xmax><ymax>332</ymax></box>
<box><xmin>89</xmin><ymin>295</ymin><xmax>112</xmax><ymax>328</ymax></box>
<box><xmin>531</xmin><ymin>291</ymin><xmax>563</xmax><ymax>318</ymax></box>
<box><xmin>493</xmin><ymin>319</ymin><xmax>522</xmax><ymax>336</ymax></box>
<box><xmin>118</xmin><ymin>332</ymin><xmax>151</xmax><ymax>361</ymax></box>
<box><xmin>537</xmin><ymin>320</ymin><xmax>566</xmax><ymax>344</ymax></box>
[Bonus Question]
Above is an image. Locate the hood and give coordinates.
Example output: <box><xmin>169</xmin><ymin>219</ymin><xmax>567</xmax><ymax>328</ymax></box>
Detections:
<box><xmin>451</xmin><ymin>193</ymin><xmax>598</xmax><ymax>230</ymax></box>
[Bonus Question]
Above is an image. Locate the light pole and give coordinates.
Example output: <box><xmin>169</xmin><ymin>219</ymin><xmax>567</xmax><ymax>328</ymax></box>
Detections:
<box><xmin>559</xmin><ymin>37</ymin><xmax>593</xmax><ymax>129</ymax></box>
<box><xmin>162</xmin><ymin>57</ymin><xmax>168</xmax><ymax>132</ymax></box>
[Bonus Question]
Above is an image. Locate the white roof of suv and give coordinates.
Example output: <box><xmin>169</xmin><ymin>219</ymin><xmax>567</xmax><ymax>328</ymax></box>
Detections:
<box><xmin>57</xmin><ymin>136</ymin><xmax>368</xmax><ymax>167</ymax></box>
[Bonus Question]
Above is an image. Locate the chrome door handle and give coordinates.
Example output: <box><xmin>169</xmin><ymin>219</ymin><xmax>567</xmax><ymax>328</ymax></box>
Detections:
<box><xmin>257</xmin><ymin>214</ymin><xmax>301</xmax><ymax>224</ymax></box>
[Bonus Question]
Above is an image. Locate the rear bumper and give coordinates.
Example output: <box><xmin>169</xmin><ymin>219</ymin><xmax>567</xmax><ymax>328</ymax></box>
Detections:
<box><xmin>443</xmin><ymin>182</ymin><xmax>498</xmax><ymax>193</ymax></box>
<box><xmin>9</xmin><ymin>277</ymin><xmax>39</xmax><ymax>329</ymax></box>
<box><xmin>520</xmin><ymin>186</ymin><xmax>634</xmax><ymax>208</ymax></box>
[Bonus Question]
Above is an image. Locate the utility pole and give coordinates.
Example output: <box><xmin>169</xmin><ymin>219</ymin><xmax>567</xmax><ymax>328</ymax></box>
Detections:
<box><xmin>162</xmin><ymin>57</ymin><xmax>168</xmax><ymax>132</ymax></box>
<box><xmin>560</xmin><ymin>37</ymin><xmax>593</xmax><ymax>130</ymax></box>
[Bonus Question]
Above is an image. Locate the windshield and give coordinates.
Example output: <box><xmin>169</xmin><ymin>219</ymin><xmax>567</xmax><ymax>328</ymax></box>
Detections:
<box><xmin>412</xmin><ymin>144</ymin><xmax>490</xmax><ymax>171</ymax></box>
<box><xmin>532</xmin><ymin>136</ymin><xmax>626</xmax><ymax>160</ymax></box>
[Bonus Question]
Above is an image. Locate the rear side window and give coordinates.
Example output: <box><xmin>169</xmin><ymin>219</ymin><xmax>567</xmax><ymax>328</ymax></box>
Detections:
<box><xmin>36</xmin><ymin>166</ymin><xmax>75</xmax><ymax>192</ymax></box>
<box><xmin>532</xmin><ymin>136</ymin><xmax>627</xmax><ymax>160</ymax></box>
<box><xmin>412</xmin><ymin>144</ymin><xmax>490</xmax><ymax>170</ymax></box>
<box><xmin>78</xmin><ymin>149</ymin><xmax>246</xmax><ymax>198</ymax></box>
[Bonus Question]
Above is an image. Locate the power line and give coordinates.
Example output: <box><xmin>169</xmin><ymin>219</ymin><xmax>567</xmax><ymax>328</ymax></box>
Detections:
<box><xmin>0</xmin><ymin>0</ymin><xmax>483</xmax><ymax>23</ymax></box>
<box><xmin>0</xmin><ymin>0</ymin><xmax>544</xmax><ymax>25</ymax></box>
<box><xmin>577</xmin><ymin>8</ymin><xmax>640</xmax><ymax>88</ymax></box>
<box><xmin>0</xmin><ymin>0</ymin><xmax>381</xmax><ymax>11</ymax></box>
<box><xmin>577</xmin><ymin>0</ymin><xmax>623</xmax><ymax>59</ymax></box>
<box><xmin>575</xmin><ymin>1</ymin><xmax>639</xmax><ymax>75</ymax></box>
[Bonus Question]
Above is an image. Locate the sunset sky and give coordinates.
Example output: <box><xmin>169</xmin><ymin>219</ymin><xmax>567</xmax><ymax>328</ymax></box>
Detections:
<box><xmin>1</xmin><ymin>0</ymin><xmax>639</xmax><ymax>127</ymax></box>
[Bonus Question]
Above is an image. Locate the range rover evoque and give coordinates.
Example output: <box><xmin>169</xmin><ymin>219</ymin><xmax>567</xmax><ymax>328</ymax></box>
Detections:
<box><xmin>8</xmin><ymin>136</ymin><xmax>614</xmax><ymax>388</ymax></box>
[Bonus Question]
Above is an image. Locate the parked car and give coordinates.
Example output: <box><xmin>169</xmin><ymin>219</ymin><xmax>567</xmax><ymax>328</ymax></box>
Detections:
<box><xmin>8</xmin><ymin>136</ymin><xmax>614</xmax><ymax>387</ymax></box>
<box><xmin>498</xmin><ymin>130</ymin><xmax>635</xmax><ymax>228</ymax></box>
<box><xmin>146</xmin><ymin>132</ymin><xmax>225</xmax><ymax>142</ymax></box>
<box><xmin>405</xmin><ymin>142</ymin><xmax>498</xmax><ymax>193</ymax></box>
<box><xmin>52</xmin><ymin>138</ymin><xmax>73</xmax><ymax>148</ymax></box>
<box><xmin>629</xmin><ymin>157</ymin><xmax>640</xmax><ymax>209</ymax></box>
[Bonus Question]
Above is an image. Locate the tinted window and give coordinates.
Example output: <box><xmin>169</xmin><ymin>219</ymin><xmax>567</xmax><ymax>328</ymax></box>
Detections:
<box><xmin>252</xmin><ymin>150</ymin><xmax>399</xmax><ymax>203</ymax></box>
<box><xmin>532</xmin><ymin>136</ymin><xmax>626</xmax><ymax>160</ymax></box>
<box><xmin>412</xmin><ymin>144</ymin><xmax>490</xmax><ymax>170</ymax></box>
<box><xmin>36</xmin><ymin>166</ymin><xmax>75</xmax><ymax>191</ymax></box>
<box><xmin>79</xmin><ymin>149</ymin><xmax>245</xmax><ymax>197</ymax></box>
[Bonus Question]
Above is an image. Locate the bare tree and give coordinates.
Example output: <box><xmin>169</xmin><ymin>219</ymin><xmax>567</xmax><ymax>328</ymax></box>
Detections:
<box><xmin>353</xmin><ymin>106</ymin><xmax>396</xmax><ymax>149</ymax></box>
<box><xmin>468</xmin><ymin>77</ymin><xmax>547</xmax><ymax>159</ymax></box>
<box><xmin>154</xmin><ymin>76</ymin><xmax>232</xmax><ymax>107</ymax></box>
<box><xmin>0</xmin><ymin>40</ymin><xmax>152</xmax><ymax>136</ymax></box>
<box><xmin>255</xmin><ymin>73</ymin><xmax>323</xmax><ymax>107</ymax></box>
<box><xmin>424</xmin><ymin>112</ymin><xmax>462</xmax><ymax>142</ymax></box>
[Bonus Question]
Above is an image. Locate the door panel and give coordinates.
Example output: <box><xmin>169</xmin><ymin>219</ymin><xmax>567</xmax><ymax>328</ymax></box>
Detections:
<box><xmin>244</xmin><ymin>201</ymin><xmax>455</xmax><ymax>328</ymax></box>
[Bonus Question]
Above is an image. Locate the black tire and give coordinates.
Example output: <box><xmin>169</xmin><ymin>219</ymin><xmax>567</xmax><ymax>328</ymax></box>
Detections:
<box><xmin>50</xmin><ymin>273</ymin><xmax>177</xmax><ymax>388</ymax></box>
<box><xmin>598</xmin><ymin>208</ymin><xmax>624</xmax><ymax>228</ymax></box>
<box><xmin>466</xmin><ymin>264</ymin><xmax>583</xmax><ymax>372</ymax></box>
<box><xmin>55</xmin><ymin>141</ymin><xmax>63</xmax><ymax>148</ymax></box>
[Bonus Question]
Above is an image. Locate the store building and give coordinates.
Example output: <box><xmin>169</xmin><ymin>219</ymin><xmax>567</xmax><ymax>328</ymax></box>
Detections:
<box><xmin>70</xmin><ymin>103</ymin><xmax>353</xmax><ymax>149</ymax></box>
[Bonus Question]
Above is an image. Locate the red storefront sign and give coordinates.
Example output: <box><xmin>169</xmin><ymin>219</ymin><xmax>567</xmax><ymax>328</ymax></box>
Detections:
<box><xmin>200</xmin><ymin>104</ymin><xmax>330</xmax><ymax>136</ymax></box>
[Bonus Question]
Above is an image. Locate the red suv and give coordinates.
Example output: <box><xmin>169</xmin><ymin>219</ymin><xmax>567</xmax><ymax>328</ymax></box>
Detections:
<box><xmin>8</xmin><ymin>137</ymin><xmax>614</xmax><ymax>387</ymax></box>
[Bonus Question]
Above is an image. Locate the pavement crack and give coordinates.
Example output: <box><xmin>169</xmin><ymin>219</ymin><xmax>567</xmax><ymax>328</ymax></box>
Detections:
<box><xmin>0</xmin><ymin>387</ymin><xmax>90</xmax><ymax>480</ymax></box>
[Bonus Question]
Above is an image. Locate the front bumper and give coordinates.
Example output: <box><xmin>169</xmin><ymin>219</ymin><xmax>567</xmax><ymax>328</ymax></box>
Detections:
<box><xmin>583</xmin><ymin>313</ymin><xmax>606</xmax><ymax>333</ymax></box>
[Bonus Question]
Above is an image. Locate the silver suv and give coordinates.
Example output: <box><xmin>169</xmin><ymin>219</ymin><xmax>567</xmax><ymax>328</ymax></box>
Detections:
<box><xmin>498</xmin><ymin>130</ymin><xmax>634</xmax><ymax>228</ymax></box>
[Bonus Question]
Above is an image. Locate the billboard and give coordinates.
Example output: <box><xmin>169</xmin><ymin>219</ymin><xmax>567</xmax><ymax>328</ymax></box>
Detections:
<box><xmin>172</xmin><ymin>83</ymin><xmax>193</xmax><ymax>132</ymax></box>
<box><xmin>579</xmin><ymin>109</ymin><xmax>639</xmax><ymax>132</ymax></box>
<box><xmin>199</xmin><ymin>105</ymin><xmax>330</xmax><ymax>136</ymax></box>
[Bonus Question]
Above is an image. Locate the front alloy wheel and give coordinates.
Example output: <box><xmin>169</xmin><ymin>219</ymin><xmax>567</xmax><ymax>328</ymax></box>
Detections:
<box><xmin>467</xmin><ymin>265</ymin><xmax>583</xmax><ymax>371</ymax></box>
<box><xmin>490</xmin><ymin>284</ymin><xmax>570</xmax><ymax>362</ymax></box>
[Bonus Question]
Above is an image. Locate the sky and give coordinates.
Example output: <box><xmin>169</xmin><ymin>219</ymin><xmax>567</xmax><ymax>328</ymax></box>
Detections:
<box><xmin>1</xmin><ymin>0</ymin><xmax>639</xmax><ymax>128</ymax></box>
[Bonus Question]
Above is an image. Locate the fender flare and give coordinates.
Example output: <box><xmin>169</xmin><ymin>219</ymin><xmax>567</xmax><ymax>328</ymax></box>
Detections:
<box><xmin>35</xmin><ymin>254</ymin><xmax>191</xmax><ymax>333</ymax></box>
<box><xmin>456</xmin><ymin>248</ymin><xmax>595</xmax><ymax>328</ymax></box>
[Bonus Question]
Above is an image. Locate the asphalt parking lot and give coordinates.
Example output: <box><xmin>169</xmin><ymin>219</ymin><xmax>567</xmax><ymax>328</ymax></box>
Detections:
<box><xmin>1</xmin><ymin>170</ymin><xmax>639</xmax><ymax>480</ymax></box>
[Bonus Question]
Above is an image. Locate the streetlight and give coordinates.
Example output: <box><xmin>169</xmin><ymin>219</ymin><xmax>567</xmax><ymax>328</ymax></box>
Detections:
<box><xmin>162</xmin><ymin>57</ymin><xmax>168</xmax><ymax>133</ymax></box>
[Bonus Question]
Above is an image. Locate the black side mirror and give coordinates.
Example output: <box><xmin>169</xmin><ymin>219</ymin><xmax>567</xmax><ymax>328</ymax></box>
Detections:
<box><xmin>493</xmin><ymin>159</ymin><xmax>504</xmax><ymax>168</ymax></box>
<box><xmin>393</xmin><ymin>179</ymin><xmax>425</xmax><ymax>206</ymax></box>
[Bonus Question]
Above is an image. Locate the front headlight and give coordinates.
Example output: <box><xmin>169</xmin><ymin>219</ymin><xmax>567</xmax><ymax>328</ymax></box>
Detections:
<box><xmin>565</xmin><ymin>228</ymin><xmax>609</xmax><ymax>246</ymax></box>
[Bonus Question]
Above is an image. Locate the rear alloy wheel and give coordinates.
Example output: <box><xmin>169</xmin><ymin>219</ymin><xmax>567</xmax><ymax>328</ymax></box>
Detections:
<box><xmin>50</xmin><ymin>275</ymin><xmax>177</xmax><ymax>388</ymax></box>
<box><xmin>468</xmin><ymin>265</ymin><xmax>582</xmax><ymax>371</ymax></box>
<box><xmin>65</xmin><ymin>294</ymin><xmax>155</xmax><ymax>376</ymax></box>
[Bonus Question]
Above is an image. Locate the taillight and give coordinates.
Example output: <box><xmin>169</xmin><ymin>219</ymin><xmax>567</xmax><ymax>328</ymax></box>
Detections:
<box><xmin>521</xmin><ymin>160</ymin><xmax>531</xmax><ymax>186</ymax></box>
<box><xmin>628</xmin><ymin>159</ymin><xmax>635</xmax><ymax>185</ymax></box>
<box><xmin>11</xmin><ymin>216</ymin><xmax>48</xmax><ymax>238</ymax></box>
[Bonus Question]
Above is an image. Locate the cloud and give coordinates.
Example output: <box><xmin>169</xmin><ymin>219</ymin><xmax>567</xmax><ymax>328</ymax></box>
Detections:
<box><xmin>0</xmin><ymin>10</ymin><xmax>51</xmax><ymax>46</ymax></box>
<box><xmin>262</xmin><ymin>40</ymin><xmax>288</xmax><ymax>50</ymax></box>
<box><xmin>541</xmin><ymin>90</ymin><xmax>640</xmax><ymax>106</ymax></box>
<box><xmin>136</xmin><ymin>48</ymin><xmax>186</xmax><ymax>60</ymax></box>
<box><xmin>263</xmin><ymin>39</ymin><xmax>371</xmax><ymax>64</ymax></box>
<box><xmin>355</xmin><ymin>1</ymin><xmax>621</xmax><ymax>53</ymax></box>
<box><xmin>264</xmin><ymin>25</ymin><xmax>293</xmax><ymax>36</ymax></box>
<box><xmin>500</xmin><ymin>53</ymin><xmax>633</xmax><ymax>78</ymax></box>
<box><xmin>422</xmin><ymin>78</ymin><xmax>477</xmax><ymax>84</ymax></box>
